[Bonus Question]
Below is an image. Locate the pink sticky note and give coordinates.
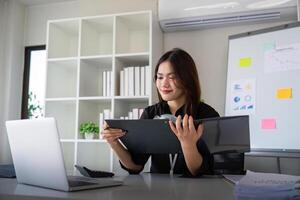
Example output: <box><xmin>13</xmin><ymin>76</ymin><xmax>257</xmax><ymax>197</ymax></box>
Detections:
<box><xmin>261</xmin><ymin>119</ymin><xmax>276</xmax><ymax>130</ymax></box>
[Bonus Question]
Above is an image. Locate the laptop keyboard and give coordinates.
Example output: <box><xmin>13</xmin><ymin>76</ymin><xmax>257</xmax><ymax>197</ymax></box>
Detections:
<box><xmin>67</xmin><ymin>176</ymin><xmax>98</xmax><ymax>187</ymax></box>
<box><xmin>68</xmin><ymin>179</ymin><xmax>97</xmax><ymax>187</ymax></box>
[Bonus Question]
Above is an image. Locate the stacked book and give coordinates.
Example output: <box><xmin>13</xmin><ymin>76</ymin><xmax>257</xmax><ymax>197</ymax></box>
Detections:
<box><xmin>119</xmin><ymin>108</ymin><xmax>144</xmax><ymax>120</ymax></box>
<box><xmin>102</xmin><ymin>70</ymin><xmax>113</xmax><ymax>96</ymax></box>
<box><xmin>99</xmin><ymin>109</ymin><xmax>113</xmax><ymax>134</ymax></box>
<box><xmin>233</xmin><ymin>171</ymin><xmax>300</xmax><ymax>200</ymax></box>
<box><xmin>120</xmin><ymin>66</ymin><xmax>151</xmax><ymax>97</ymax></box>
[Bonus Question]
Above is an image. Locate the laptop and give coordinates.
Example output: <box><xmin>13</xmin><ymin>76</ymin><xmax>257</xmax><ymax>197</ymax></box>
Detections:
<box><xmin>6</xmin><ymin>118</ymin><xmax>122</xmax><ymax>192</ymax></box>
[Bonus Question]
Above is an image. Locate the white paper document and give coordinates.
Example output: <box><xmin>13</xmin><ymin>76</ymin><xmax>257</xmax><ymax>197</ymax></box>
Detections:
<box><xmin>264</xmin><ymin>42</ymin><xmax>300</xmax><ymax>73</ymax></box>
<box><xmin>237</xmin><ymin>171</ymin><xmax>300</xmax><ymax>191</ymax></box>
<box><xmin>234</xmin><ymin>171</ymin><xmax>300</xmax><ymax>200</ymax></box>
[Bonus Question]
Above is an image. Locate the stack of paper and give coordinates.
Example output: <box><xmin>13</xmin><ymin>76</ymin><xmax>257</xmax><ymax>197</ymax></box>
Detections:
<box><xmin>234</xmin><ymin>171</ymin><xmax>300</xmax><ymax>200</ymax></box>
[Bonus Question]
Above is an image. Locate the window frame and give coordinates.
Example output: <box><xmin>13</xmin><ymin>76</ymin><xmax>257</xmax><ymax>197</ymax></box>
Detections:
<box><xmin>21</xmin><ymin>45</ymin><xmax>46</xmax><ymax>119</ymax></box>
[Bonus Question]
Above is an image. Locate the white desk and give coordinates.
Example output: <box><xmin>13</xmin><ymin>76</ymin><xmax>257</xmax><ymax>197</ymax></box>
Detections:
<box><xmin>0</xmin><ymin>173</ymin><xmax>234</xmax><ymax>200</ymax></box>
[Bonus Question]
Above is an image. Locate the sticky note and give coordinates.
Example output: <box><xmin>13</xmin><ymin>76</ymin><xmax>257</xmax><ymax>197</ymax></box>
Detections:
<box><xmin>261</xmin><ymin>119</ymin><xmax>276</xmax><ymax>130</ymax></box>
<box><xmin>277</xmin><ymin>88</ymin><xmax>292</xmax><ymax>99</ymax></box>
<box><xmin>239</xmin><ymin>57</ymin><xmax>252</xmax><ymax>67</ymax></box>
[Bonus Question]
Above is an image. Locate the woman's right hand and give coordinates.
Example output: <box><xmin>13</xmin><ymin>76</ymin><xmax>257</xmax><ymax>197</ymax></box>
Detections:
<box><xmin>101</xmin><ymin>121</ymin><xmax>125</xmax><ymax>146</ymax></box>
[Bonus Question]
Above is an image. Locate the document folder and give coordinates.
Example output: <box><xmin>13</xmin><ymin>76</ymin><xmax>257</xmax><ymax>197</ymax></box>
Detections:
<box><xmin>106</xmin><ymin>115</ymin><xmax>250</xmax><ymax>154</ymax></box>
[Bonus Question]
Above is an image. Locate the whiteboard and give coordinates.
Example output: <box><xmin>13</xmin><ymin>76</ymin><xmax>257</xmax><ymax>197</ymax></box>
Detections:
<box><xmin>225</xmin><ymin>22</ymin><xmax>300</xmax><ymax>152</ymax></box>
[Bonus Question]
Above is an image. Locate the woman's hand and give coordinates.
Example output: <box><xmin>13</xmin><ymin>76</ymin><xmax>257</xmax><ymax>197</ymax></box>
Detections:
<box><xmin>169</xmin><ymin>114</ymin><xmax>204</xmax><ymax>147</ymax></box>
<box><xmin>101</xmin><ymin>121</ymin><xmax>125</xmax><ymax>146</ymax></box>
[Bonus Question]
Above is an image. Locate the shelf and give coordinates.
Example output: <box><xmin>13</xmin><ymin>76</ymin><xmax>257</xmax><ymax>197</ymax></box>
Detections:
<box><xmin>116</xmin><ymin>13</ymin><xmax>150</xmax><ymax>54</ymax></box>
<box><xmin>48</xmin><ymin>20</ymin><xmax>79</xmax><ymax>58</ymax></box>
<box><xmin>45</xmin><ymin>97</ymin><xmax>76</xmax><ymax>101</ymax></box>
<box><xmin>115</xmin><ymin>52</ymin><xmax>149</xmax><ymax>65</ymax></box>
<box><xmin>78</xmin><ymin>99</ymin><xmax>111</xmax><ymax>139</ymax></box>
<box><xmin>60</xmin><ymin>139</ymin><xmax>76</xmax><ymax>142</ymax></box>
<box><xmin>45</xmin><ymin>100</ymin><xmax>76</xmax><ymax>139</ymax></box>
<box><xmin>79</xmin><ymin>57</ymin><xmax>112</xmax><ymax>97</ymax></box>
<box><xmin>77</xmin><ymin>139</ymin><xmax>107</xmax><ymax>143</ymax></box>
<box><xmin>45</xmin><ymin>11</ymin><xmax>160</xmax><ymax>175</ymax></box>
<box><xmin>61</xmin><ymin>142</ymin><xmax>75</xmax><ymax>174</ymax></box>
<box><xmin>78</xmin><ymin>96</ymin><xmax>112</xmax><ymax>100</ymax></box>
<box><xmin>81</xmin><ymin>17</ymin><xmax>114</xmax><ymax>56</ymax></box>
<box><xmin>48</xmin><ymin>57</ymin><xmax>78</xmax><ymax>62</ymax></box>
<box><xmin>114</xmin><ymin>96</ymin><xmax>149</xmax><ymax>100</ymax></box>
<box><xmin>80</xmin><ymin>55</ymin><xmax>112</xmax><ymax>60</ymax></box>
<box><xmin>46</xmin><ymin>59</ymin><xmax>78</xmax><ymax>98</ymax></box>
<box><xmin>77</xmin><ymin>143</ymin><xmax>111</xmax><ymax>171</ymax></box>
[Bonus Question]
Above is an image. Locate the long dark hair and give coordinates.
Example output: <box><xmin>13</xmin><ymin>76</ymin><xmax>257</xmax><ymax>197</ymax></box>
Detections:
<box><xmin>154</xmin><ymin>48</ymin><xmax>201</xmax><ymax>117</ymax></box>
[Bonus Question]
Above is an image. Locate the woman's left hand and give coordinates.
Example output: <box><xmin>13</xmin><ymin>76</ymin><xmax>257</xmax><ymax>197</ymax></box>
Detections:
<box><xmin>169</xmin><ymin>114</ymin><xmax>204</xmax><ymax>146</ymax></box>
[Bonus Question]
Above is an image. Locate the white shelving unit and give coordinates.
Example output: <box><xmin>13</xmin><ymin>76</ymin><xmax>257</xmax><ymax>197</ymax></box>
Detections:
<box><xmin>45</xmin><ymin>11</ymin><xmax>162</xmax><ymax>175</ymax></box>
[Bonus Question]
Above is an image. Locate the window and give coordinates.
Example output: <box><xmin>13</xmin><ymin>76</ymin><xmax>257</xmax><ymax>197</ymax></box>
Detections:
<box><xmin>21</xmin><ymin>45</ymin><xmax>46</xmax><ymax>119</ymax></box>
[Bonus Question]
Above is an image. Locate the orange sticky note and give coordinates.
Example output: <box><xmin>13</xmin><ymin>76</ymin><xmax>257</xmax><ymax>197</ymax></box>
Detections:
<box><xmin>261</xmin><ymin>119</ymin><xmax>276</xmax><ymax>130</ymax></box>
<box><xmin>277</xmin><ymin>88</ymin><xmax>292</xmax><ymax>99</ymax></box>
<box><xmin>239</xmin><ymin>57</ymin><xmax>252</xmax><ymax>67</ymax></box>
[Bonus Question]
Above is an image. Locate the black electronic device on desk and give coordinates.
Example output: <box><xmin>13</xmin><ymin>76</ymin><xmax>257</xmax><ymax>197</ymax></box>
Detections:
<box><xmin>198</xmin><ymin>115</ymin><xmax>250</xmax><ymax>175</ymax></box>
<box><xmin>0</xmin><ymin>164</ymin><xmax>16</xmax><ymax>178</ymax></box>
<box><xmin>75</xmin><ymin>165</ymin><xmax>114</xmax><ymax>178</ymax></box>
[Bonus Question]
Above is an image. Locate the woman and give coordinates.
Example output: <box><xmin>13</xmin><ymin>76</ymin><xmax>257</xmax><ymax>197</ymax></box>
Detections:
<box><xmin>102</xmin><ymin>48</ymin><xmax>219</xmax><ymax>176</ymax></box>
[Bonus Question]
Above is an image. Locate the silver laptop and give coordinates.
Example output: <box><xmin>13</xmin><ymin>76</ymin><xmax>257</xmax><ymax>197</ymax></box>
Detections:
<box><xmin>6</xmin><ymin>118</ymin><xmax>122</xmax><ymax>192</ymax></box>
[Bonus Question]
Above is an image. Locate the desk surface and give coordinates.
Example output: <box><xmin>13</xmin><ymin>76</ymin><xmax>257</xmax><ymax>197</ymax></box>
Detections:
<box><xmin>0</xmin><ymin>173</ymin><xmax>234</xmax><ymax>200</ymax></box>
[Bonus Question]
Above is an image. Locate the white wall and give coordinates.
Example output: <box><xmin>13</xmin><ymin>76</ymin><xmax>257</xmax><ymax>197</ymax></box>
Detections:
<box><xmin>164</xmin><ymin>20</ymin><xmax>295</xmax><ymax>115</ymax></box>
<box><xmin>0</xmin><ymin>0</ymin><xmax>26</xmax><ymax>164</ymax></box>
<box><xmin>24</xmin><ymin>1</ymin><xmax>80</xmax><ymax>46</ymax></box>
<box><xmin>0</xmin><ymin>0</ymin><xmax>9</xmax><ymax>164</ymax></box>
<box><xmin>24</xmin><ymin>0</ymin><xmax>158</xmax><ymax>46</ymax></box>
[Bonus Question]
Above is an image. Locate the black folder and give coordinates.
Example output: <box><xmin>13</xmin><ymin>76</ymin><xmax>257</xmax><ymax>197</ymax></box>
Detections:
<box><xmin>106</xmin><ymin>115</ymin><xmax>250</xmax><ymax>154</ymax></box>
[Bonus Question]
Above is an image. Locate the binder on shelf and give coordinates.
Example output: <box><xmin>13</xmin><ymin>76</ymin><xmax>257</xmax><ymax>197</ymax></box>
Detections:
<box><xmin>110</xmin><ymin>71</ymin><xmax>113</xmax><ymax>96</ymax></box>
<box><xmin>140</xmin><ymin>66</ymin><xmax>145</xmax><ymax>96</ymax></box>
<box><xmin>128</xmin><ymin>111</ymin><xmax>133</xmax><ymax>119</ymax></box>
<box><xmin>139</xmin><ymin>108</ymin><xmax>144</xmax><ymax>118</ymax></box>
<box><xmin>124</xmin><ymin>68</ymin><xmax>129</xmax><ymax>96</ymax></box>
<box><xmin>134</xmin><ymin>67</ymin><xmax>140</xmax><ymax>96</ymax></box>
<box><xmin>103</xmin><ymin>71</ymin><xmax>107</xmax><ymax>96</ymax></box>
<box><xmin>120</xmin><ymin>70</ymin><xmax>124</xmax><ymax>96</ymax></box>
<box><xmin>128</xmin><ymin>67</ymin><xmax>134</xmax><ymax>96</ymax></box>
<box><xmin>107</xmin><ymin>71</ymin><xmax>111</xmax><ymax>97</ymax></box>
<box><xmin>104</xmin><ymin>109</ymin><xmax>111</xmax><ymax>120</ymax></box>
<box><xmin>145</xmin><ymin>66</ymin><xmax>151</xmax><ymax>96</ymax></box>
<box><xmin>99</xmin><ymin>113</ymin><xmax>104</xmax><ymax>137</ymax></box>
<box><xmin>132</xmin><ymin>108</ymin><xmax>139</xmax><ymax>119</ymax></box>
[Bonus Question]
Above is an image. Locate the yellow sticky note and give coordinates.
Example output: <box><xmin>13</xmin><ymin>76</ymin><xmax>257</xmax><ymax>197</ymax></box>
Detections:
<box><xmin>277</xmin><ymin>88</ymin><xmax>292</xmax><ymax>99</ymax></box>
<box><xmin>239</xmin><ymin>57</ymin><xmax>252</xmax><ymax>67</ymax></box>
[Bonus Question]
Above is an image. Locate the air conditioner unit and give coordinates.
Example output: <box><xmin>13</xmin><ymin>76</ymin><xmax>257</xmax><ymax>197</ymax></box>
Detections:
<box><xmin>159</xmin><ymin>0</ymin><xmax>298</xmax><ymax>32</ymax></box>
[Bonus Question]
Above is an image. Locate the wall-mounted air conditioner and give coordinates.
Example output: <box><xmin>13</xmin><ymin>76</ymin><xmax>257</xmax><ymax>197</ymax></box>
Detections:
<box><xmin>159</xmin><ymin>0</ymin><xmax>298</xmax><ymax>32</ymax></box>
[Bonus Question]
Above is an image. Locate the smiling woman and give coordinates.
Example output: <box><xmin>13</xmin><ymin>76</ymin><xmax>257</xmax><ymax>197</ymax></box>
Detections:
<box><xmin>102</xmin><ymin>48</ymin><xmax>220</xmax><ymax>177</ymax></box>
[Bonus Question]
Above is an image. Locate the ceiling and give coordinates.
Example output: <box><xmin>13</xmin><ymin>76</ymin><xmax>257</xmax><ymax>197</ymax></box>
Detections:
<box><xmin>17</xmin><ymin>0</ymin><xmax>76</xmax><ymax>6</ymax></box>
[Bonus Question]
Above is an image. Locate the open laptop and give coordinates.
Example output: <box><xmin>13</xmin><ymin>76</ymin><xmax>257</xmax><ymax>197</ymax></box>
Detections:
<box><xmin>6</xmin><ymin>118</ymin><xmax>122</xmax><ymax>192</ymax></box>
